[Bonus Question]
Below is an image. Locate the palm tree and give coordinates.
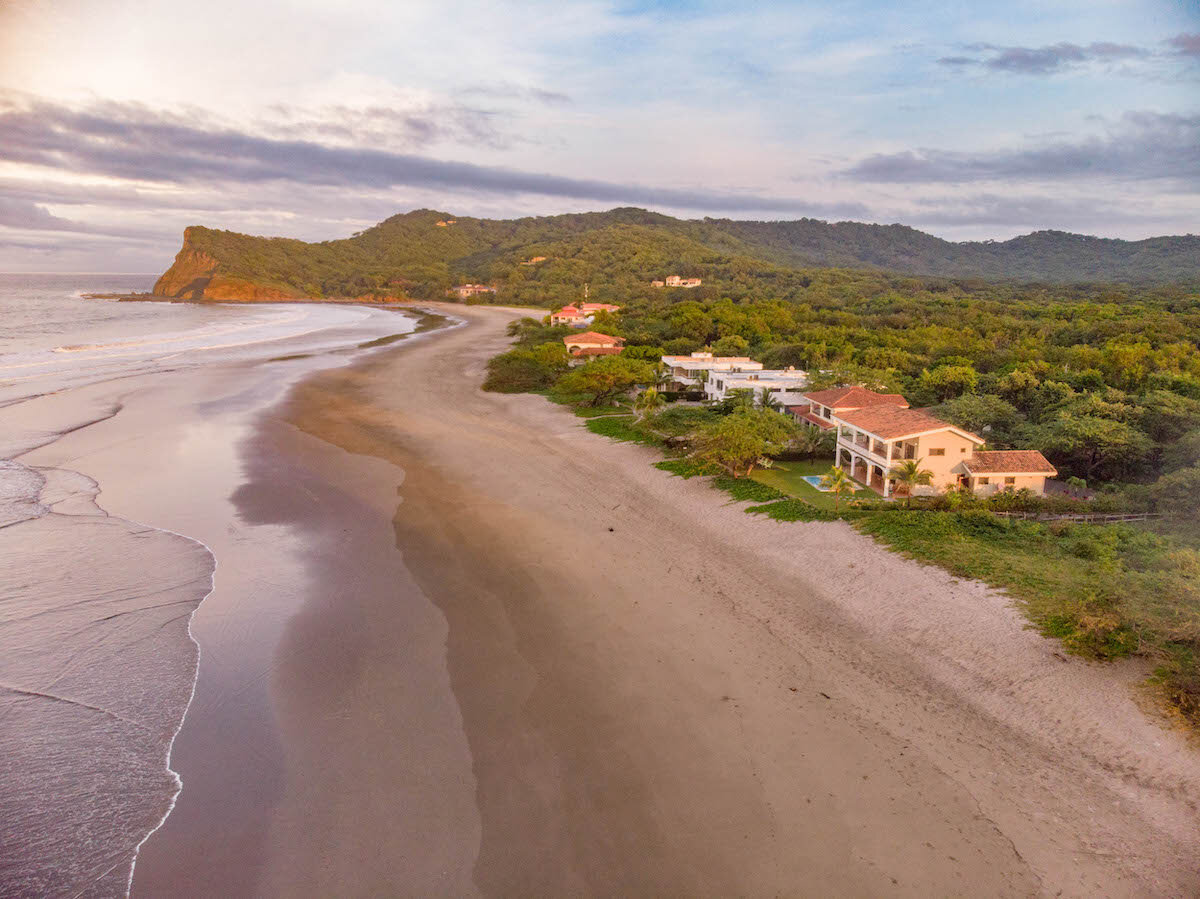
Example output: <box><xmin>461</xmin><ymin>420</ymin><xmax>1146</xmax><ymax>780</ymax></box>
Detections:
<box><xmin>653</xmin><ymin>363</ymin><xmax>671</xmax><ymax>391</ymax></box>
<box><xmin>758</xmin><ymin>388</ymin><xmax>782</xmax><ymax>412</ymax></box>
<box><xmin>888</xmin><ymin>458</ymin><xmax>935</xmax><ymax>507</ymax></box>
<box><xmin>820</xmin><ymin>465</ymin><xmax>856</xmax><ymax>512</ymax></box>
<box><xmin>792</xmin><ymin>426</ymin><xmax>826</xmax><ymax>462</ymax></box>
<box><xmin>633</xmin><ymin>387</ymin><xmax>666</xmax><ymax>422</ymax></box>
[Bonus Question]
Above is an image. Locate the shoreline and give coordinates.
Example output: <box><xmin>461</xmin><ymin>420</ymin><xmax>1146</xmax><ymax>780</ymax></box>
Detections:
<box><xmin>6</xmin><ymin>299</ymin><xmax>1199</xmax><ymax>893</ymax></box>
<box><xmin>2</xmin><ymin>302</ymin><xmax>443</xmax><ymax>895</ymax></box>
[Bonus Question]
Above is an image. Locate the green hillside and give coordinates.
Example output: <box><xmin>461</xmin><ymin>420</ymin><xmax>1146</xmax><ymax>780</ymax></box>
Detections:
<box><xmin>154</xmin><ymin>207</ymin><xmax>1199</xmax><ymax>301</ymax></box>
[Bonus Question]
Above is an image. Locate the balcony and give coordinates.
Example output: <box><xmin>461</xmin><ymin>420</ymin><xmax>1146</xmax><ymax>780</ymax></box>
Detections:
<box><xmin>839</xmin><ymin>433</ymin><xmax>891</xmax><ymax>466</ymax></box>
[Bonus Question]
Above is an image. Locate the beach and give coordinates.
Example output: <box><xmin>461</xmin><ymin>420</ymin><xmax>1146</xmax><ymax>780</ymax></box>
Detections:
<box><xmin>6</xmin><ymin>298</ymin><xmax>1200</xmax><ymax>895</ymax></box>
<box><xmin>262</xmin><ymin>302</ymin><xmax>1200</xmax><ymax>896</ymax></box>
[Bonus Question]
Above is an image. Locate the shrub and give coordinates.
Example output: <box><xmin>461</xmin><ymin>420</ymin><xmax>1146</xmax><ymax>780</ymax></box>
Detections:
<box><xmin>713</xmin><ymin>476</ymin><xmax>785</xmax><ymax>503</ymax></box>
<box><xmin>655</xmin><ymin>458</ymin><xmax>722</xmax><ymax>479</ymax></box>
<box><xmin>483</xmin><ymin>345</ymin><xmax>568</xmax><ymax>392</ymax></box>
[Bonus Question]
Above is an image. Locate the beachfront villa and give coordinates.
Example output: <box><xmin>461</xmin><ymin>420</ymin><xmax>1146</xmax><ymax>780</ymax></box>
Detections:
<box><xmin>660</xmin><ymin>351</ymin><xmax>763</xmax><ymax>390</ymax></box>
<box><xmin>564</xmin><ymin>331</ymin><xmax>625</xmax><ymax>365</ymax></box>
<box><xmin>551</xmin><ymin>303</ymin><xmax>622</xmax><ymax>325</ymax></box>
<box><xmin>791</xmin><ymin>386</ymin><xmax>1056</xmax><ymax>497</ymax></box>
<box><xmin>551</xmin><ymin>305</ymin><xmax>584</xmax><ymax>325</ymax></box>
<box><xmin>449</xmin><ymin>283</ymin><xmax>496</xmax><ymax>298</ymax></box>
<box><xmin>704</xmin><ymin>368</ymin><xmax>809</xmax><ymax>405</ymax></box>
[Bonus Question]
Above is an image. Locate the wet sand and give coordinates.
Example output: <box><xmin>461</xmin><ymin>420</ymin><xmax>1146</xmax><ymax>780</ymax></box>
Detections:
<box><xmin>13</xmin><ymin>301</ymin><xmax>1200</xmax><ymax>895</ymax></box>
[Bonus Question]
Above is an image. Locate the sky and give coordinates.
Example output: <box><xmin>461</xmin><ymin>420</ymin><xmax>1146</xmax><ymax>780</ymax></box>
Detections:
<box><xmin>0</xmin><ymin>0</ymin><xmax>1196</xmax><ymax>272</ymax></box>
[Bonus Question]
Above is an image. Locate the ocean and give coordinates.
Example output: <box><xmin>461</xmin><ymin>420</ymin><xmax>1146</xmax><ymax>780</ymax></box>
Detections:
<box><xmin>0</xmin><ymin>277</ymin><xmax>421</xmax><ymax>896</ymax></box>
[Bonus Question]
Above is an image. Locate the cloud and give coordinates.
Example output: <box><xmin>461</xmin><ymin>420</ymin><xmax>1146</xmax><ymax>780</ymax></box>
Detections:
<box><xmin>940</xmin><ymin>40</ymin><xmax>1148</xmax><ymax>75</ymax></box>
<box><xmin>0</xmin><ymin>190</ymin><xmax>169</xmax><ymax>242</ymax></box>
<box><xmin>0</xmin><ymin>95</ymin><xmax>844</xmax><ymax>215</ymax></box>
<box><xmin>1166</xmin><ymin>33</ymin><xmax>1200</xmax><ymax>58</ymax></box>
<box><xmin>456</xmin><ymin>82</ymin><xmax>572</xmax><ymax>106</ymax></box>
<box><xmin>842</xmin><ymin>111</ymin><xmax>1200</xmax><ymax>185</ymax></box>
<box><xmin>0</xmin><ymin>195</ymin><xmax>85</xmax><ymax>231</ymax></box>
<box><xmin>260</xmin><ymin>99</ymin><xmax>520</xmax><ymax>150</ymax></box>
<box><xmin>904</xmin><ymin>191</ymin><xmax>1194</xmax><ymax>231</ymax></box>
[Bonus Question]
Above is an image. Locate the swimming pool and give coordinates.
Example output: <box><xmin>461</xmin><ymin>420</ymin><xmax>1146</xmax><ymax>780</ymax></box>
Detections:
<box><xmin>801</xmin><ymin>474</ymin><xmax>832</xmax><ymax>491</ymax></box>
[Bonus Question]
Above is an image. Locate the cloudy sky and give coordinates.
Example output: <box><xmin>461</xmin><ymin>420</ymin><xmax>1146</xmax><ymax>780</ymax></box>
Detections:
<box><xmin>0</xmin><ymin>0</ymin><xmax>1196</xmax><ymax>272</ymax></box>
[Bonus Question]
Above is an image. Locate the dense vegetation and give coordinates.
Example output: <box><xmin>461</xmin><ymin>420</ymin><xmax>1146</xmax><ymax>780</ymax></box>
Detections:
<box><xmin>493</xmin><ymin>275</ymin><xmax>1200</xmax><ymax>494</ymax></box>
<box><xmin>486</xmin><ymin>273</ymin><xmax>1200</xmax><ymax>725</ymax></box>
<box><xmin>166</xmin><ymin>207</ymin><xmax>1200</xmax><ymax>299</ymax></box>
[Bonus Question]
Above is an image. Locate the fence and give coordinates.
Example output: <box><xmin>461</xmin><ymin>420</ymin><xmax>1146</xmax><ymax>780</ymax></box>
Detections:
<box><xmin>992</xmin><ymin>511</ymin><xmax>1163</xmax><ymax>523</ymax></box>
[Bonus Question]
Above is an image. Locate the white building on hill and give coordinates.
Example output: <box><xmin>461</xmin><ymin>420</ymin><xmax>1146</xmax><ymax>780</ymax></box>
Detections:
<box><xmin>660</xmin><ymin>352</ymin><xmax>762</xmax><ymax>390</ymax></box>
<box><xmin>704</xmin><ymin>368</ymin><xmax>809</xmax><ymax>405</ymax></box>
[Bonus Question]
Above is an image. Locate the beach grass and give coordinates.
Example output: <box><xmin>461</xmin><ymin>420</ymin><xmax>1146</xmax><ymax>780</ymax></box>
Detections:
<box><xmin>584</xmin><ymin>415</ymin><xmax>662</xmax><ymax>445</ymax></box>
<box><xmin>858</xmin><ymin>510</ymin><xmax>1200</xmax><ymax>724</ymax></box>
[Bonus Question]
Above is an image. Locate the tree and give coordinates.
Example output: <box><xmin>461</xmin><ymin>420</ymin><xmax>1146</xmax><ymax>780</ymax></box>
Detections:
<box><xmin>758</xmin><ymin>388</ymin><xmax>782</xmax><ymax>412</ymax></box>
<box><xmin>1151</xmin><ymin>465</ymin><xmax>1200</xmax><ymax>516</ymax></box>
<box><xmin>934</xmin><ymin>394</ymin><xmax>1020</xmax><ymax>443</ymax></box>
<box><xmin>820</xmin><ymin>466</ymin><xmax>856</xmax><ymax>512</ymax></box>
<box><xmin>554</xmin><ymin>356</ymin><xmax>656</xmax><ymax>407</ymax></box>
<box><xmin>712</xmin><ymin>387</ymin><xmax>756</xmax><ymax>414</ymax></box>
<box><xmin>622</xmin><ymin>344</ymin><xmax>666</xmax><ymax>361</ymax></box>
<box><xmin>919</xmin><ymin>364</ymin><xmax>979</xmax><ymax>402</ymax></box>
<box><xmin>888</xmin><ymin>458</ymin><xmax>935</xmax><ymax>507</ymax></box>
<box><xmin>633</xmin><ymin>387</ymin><xmax>666</xmax><ymax>421</ymax></box>
<box><xmin>695</xmin><ymin>408</ymin><xmax>800</xmax><ymax>477</ymax></box>
<box><xmin>793</xmin><ymin>425</ymin><xmax>833</xmax><ymax>462</ymax></box>
<box><xmin>711</xmin><ymin>334</ymin><xmax>750</xmax><ymax>356</ymax></box>
<box><xmin>1026</xmin><ymin>414</ymin><xmax>1152</xmax><ymax>481</ymax></box>
<box><xmin>482</xmin><ymin>344</ymin><xmax>569</xmax><ymax>392</ymax></box>
<box><xmin>1163</xmin><ymin>429</ymin><xmax>1200</xmax><ymax>473</ymax></box>
<box><xmin>1137</xmin><ymin>390</ymin><xmax>1200</xmax><ymax>443</ymax></box>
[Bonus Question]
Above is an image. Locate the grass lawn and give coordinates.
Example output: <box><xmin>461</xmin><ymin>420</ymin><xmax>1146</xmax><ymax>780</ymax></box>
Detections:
<box><xmin>750</xmin><ymin>458</ymin><xmax>876</xmax><ymax>511</ymax></box>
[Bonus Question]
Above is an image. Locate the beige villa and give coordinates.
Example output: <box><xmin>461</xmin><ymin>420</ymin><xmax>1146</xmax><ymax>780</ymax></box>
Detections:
<box><xmin>563</xmin><ymin>331</ymin><xmax>625</xmax><ymax>365</ymax></box>
<box><xmin>551</xmin><ymin>303</ymin><xmax>623</xmax><ymax>325</ymax></box>
<box><xmin>792</xmin><ymin>386</ymin><xmax>1056</xmax><ymax>497</ymax></box>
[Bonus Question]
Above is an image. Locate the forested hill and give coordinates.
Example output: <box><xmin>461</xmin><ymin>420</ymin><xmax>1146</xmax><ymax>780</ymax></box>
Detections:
<box><xmin>152</xmin><ymin>207</ymin><xmax>1200</xmax><ymax>301</ymax></box>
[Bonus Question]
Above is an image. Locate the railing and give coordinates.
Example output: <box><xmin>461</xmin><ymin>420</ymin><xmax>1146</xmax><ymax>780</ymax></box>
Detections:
<box><xmin>993</xmin><ymin>511</ymin><xmax>1164</xmax><ymax>523</ymax></box>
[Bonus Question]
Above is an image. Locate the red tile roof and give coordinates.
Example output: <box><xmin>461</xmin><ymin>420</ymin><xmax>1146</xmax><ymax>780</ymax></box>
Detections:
<box><xmin>963</xmin><ymin>450</ymin><xmax>1057</xmax><ymax>475</ymax></box>
<box><xmin>563</xmin><ymin>331</ymin><xmax>625</xmax><ymax>346</ymax></box>
<box><xmin>786</xmin><ymin>406</ymin><xmax>836</xmax><ymax>429</ymax></box>
<box><xmin>556</xmin><ymin>305</ymin><xmax>580</xmax><ymax>314</ymax></box>
<box><xmin>837</xmin><ymin>405</ymin><xmax>983</xmax><ymax>442</ymax></box>
<box><xmin>804</xmin><ymin>385</ymin><xmax>909</xmax><ymax>410</ymax></box>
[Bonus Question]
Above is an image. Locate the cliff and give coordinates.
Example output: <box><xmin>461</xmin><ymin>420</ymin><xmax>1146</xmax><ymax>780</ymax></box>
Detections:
<box><xmin>152</xmin><ymin>228</ymin><xmax>221</xmax><ymax>298</ymax></box>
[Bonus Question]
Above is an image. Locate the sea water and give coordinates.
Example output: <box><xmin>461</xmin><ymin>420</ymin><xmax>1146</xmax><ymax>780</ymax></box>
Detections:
<box><xmin>0</xmin><ymin>277</ymin><xmax>417</xmax><ymax>896</ymax></box>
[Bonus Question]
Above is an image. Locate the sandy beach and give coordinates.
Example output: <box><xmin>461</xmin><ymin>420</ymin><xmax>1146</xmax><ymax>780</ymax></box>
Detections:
<box><xmin>12</xmin><ymin>301</ymin><xmax>1200</xmax><ymax>895</ymax></box>
<box><xmin>148</xmin><ymin>301</ymin><xmax>1200</xmax><ymax>895</ymax></box>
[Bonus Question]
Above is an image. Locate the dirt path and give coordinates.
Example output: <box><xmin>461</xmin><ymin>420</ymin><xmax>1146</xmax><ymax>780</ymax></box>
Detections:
<box><xmin>281</xmin><ymin>302</ymin><xmax>1200</xmax><ymax>896</ymax></box>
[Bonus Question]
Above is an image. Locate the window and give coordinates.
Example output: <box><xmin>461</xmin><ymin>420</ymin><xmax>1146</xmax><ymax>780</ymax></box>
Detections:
<box><xmin>978</xmin><ymin>477</ymin><xmax>989</xmax><ymax>485</ymax></box>
<box><xmin>822</xmin><ymin>407</ymin><xmax>831</xmax><ymax>419</ymax></box>
<box><xmin>928</xmin><ymin>447</ymin><xmax>945</xmax><ymax>456</ymax></box>
<box><xmin>1005</xmin><ymin>477</ymin><xmax>1016</xmax><ymax>485</ymax></box>
<box><xmin>960</xmin><ymin>447</ymin><xmax>967</xmax><ymax>453</ymax></box>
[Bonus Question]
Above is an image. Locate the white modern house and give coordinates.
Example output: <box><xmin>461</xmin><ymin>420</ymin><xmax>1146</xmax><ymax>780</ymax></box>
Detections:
<box><xmin>704</xmin><ymin>368</ymin><xmax>809</xmax><ymax>405</ymax></box>
<box><xmin>660</xmin><ymin>352</ymin><xmax>763</xmax><ymax>390</ymax></box>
